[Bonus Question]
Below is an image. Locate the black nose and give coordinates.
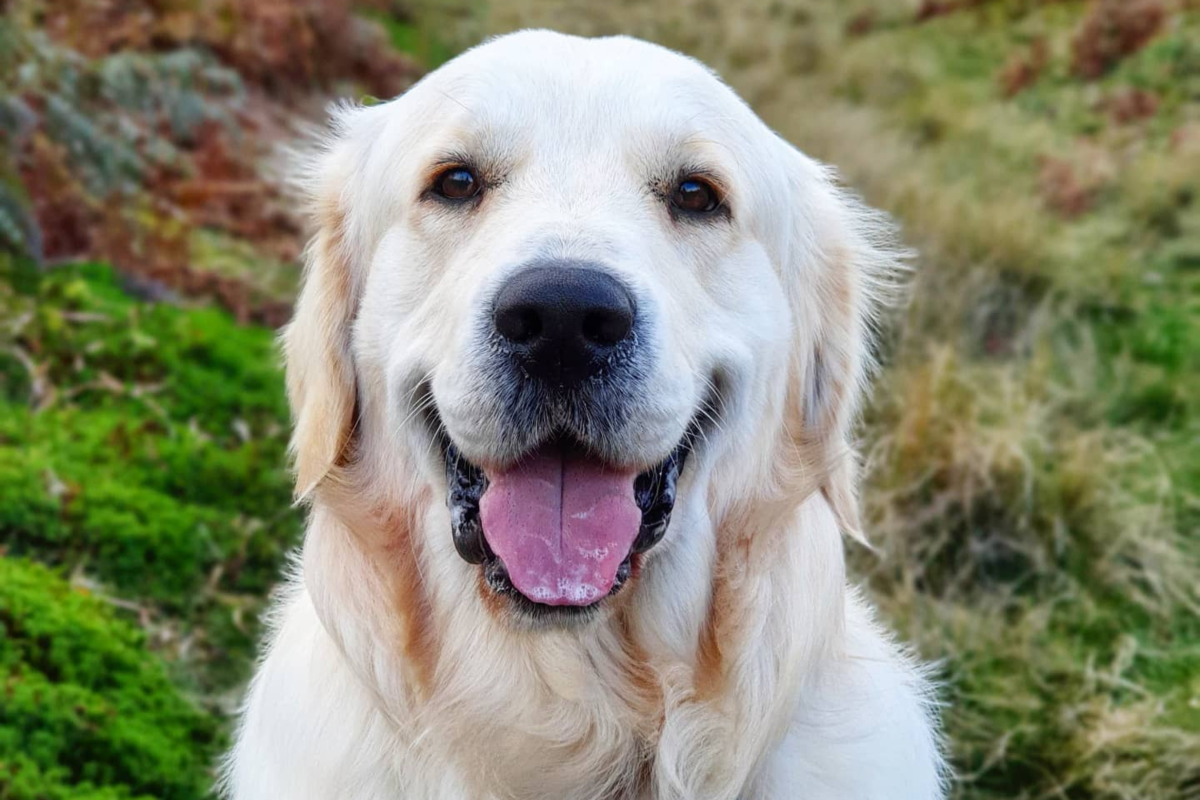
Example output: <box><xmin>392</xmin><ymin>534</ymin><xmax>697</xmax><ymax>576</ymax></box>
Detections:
<box><xmin>493</xmin><ymin>264</ymin><xmax>636</xmax><ymax>386</ymax></box>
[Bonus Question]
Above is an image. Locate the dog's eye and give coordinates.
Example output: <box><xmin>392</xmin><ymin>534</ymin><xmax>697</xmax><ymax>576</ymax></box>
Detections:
<box><xmin>434</xmin><ymin>167</ymin><xmax>481</xmax><ymax>200</ymax></box>
<box><xmin>671</xmin><ymin>178</ymin><xmax>720</xmax><ymax>214</ymax></box>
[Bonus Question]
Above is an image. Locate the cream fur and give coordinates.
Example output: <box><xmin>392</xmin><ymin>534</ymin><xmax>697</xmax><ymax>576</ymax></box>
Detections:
<box><xmin>223</xmin><ymin>30</ymin><xmax>946</xmax><ymax>800</ymax></box>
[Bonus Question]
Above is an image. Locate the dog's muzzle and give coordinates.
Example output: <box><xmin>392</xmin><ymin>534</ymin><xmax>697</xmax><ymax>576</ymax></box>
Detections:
<box><xmin>433</xmin><ymin>260</ymin><xmax>702</xmax><ymax>619</ymax></box>
<box><xmin>432</xmin><ymin>260</ymin><xmax>705</xmax><ymax>623</ymax></box>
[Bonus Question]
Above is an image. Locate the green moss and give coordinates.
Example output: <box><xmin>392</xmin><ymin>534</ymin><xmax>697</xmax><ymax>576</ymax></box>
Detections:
<box><xmin>16</xmin><ymin>262</ymin><xmax>289</xmax><ymax>438</ymax></box>
<box><xmin>2</xmin><ymin>261</ymin><xmax>299</xmax><ymax>603</ymax></box>
<box><xmin>0</xmin><ymin>449</ymin><xmax>68</xmax><ymax>545</ymax></box>
<box><xmin>1</xmin><ymin>258</ymin><xmax>300</xmax><ymax>713</ymax></box>
<box><xmin>0</xmin><ymin>558</ymin><xmax>219</xmax><ymax>800</ymax></box>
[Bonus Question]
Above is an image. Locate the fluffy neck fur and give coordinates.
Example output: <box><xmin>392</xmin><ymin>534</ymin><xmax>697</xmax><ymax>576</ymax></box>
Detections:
<box><xmin>300</xmin><ymin>458</ymin><xmax>848</xmax><ymax>800</ymax></box>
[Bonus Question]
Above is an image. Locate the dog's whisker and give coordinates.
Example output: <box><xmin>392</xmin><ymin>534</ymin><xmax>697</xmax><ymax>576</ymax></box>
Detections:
<box><xmin>397</xmin><ymin>389</ymin><xmax>439</xmax><ymax>432</ymax></box>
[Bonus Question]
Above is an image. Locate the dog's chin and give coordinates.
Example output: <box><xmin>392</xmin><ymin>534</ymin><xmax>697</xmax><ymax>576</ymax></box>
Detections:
<box><xmin>432</xmin><ymin>415</ymin><xmax>696</xmax><ymax>628</ymax></box>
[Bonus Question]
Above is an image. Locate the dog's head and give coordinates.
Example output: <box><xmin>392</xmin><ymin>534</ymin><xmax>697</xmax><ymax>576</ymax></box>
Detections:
<box><xmin>286</xmin><ymin>31</ymin><xmax>898</xmax><ymax>630</ymax></box>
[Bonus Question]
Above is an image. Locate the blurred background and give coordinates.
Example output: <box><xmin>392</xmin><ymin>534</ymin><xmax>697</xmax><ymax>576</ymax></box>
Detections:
<box><xmin>1</xmin><ymin>1</ymin><xmax>1196</xmax><ymax>798</ymax></box>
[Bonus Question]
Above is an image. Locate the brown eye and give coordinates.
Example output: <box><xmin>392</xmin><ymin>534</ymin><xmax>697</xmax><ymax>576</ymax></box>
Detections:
<box><xmin>671</xmin><ymin>178</ymin><xmax>719</xmax><ymax>214</ymax></box>
<box><xmin>435</xmin><ymin>167</ymin><xmax>481</xmax><ymax>200</ymax></box>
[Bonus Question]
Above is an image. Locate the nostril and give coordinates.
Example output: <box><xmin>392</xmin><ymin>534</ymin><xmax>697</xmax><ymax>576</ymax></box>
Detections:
<box><xmin>581</xmin><ymin>306</ymin><xmax>632</xmax><ymax>347</ymax></box>
<box><xmin>495</xmin><ymin>305</ymin><xmax>542</xmax><ymax>344</ymax></box>
<box><xmin>517</xmin><ymin>309</ymin><xmax>542</xmax><ymax>342</ymax></box>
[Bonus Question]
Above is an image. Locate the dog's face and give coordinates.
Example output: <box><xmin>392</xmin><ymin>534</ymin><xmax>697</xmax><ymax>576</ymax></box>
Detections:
<box><xmin>288</xmin><ymin>31</ymin><xmax>882</xmax><ymax>628</ymax></box>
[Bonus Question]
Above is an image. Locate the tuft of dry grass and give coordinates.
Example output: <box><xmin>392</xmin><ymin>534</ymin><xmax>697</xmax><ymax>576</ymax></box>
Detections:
<box><xmin>859</xmin><ymin>342</ymin><xmax>1194</xmax><ymax>613</ymax></box>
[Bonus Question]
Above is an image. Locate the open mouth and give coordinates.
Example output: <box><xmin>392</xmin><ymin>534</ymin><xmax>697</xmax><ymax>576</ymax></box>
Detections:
<box><xmin>442</xmin><ymin>428</ymin><xmax>693</xmax><ymax>616</ymax></box>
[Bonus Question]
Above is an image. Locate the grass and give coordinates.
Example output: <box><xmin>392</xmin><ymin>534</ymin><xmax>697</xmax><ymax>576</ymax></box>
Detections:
<box><xmin>475</xmin><ymin>1</ymin><xmax>1200</xmax><ymax>797</ymax></box>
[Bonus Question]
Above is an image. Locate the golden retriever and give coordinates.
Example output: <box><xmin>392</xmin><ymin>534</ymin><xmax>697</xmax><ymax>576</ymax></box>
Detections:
<box><xmin>224</xmin><ymin>30</ymin><xmax>945</xmax><ymax>800</ymax></box>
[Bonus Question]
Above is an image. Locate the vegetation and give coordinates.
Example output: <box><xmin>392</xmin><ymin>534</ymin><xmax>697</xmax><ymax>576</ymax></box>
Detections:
<box><xmin>2</xmin><ymin>0</ymin><xmax>1196</xmax><ymax>798</ymax></box>
<box><xmin>0</xmin><ymin>1</ymin><xmax>426</xmax><ymax>795</ymax></box>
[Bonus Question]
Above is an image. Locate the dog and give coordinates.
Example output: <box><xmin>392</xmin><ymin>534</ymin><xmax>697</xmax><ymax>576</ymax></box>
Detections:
<box><xmin>223</xmin><ymin>30</ymin><xmax>945</xmax><ymax>800</ymax></box>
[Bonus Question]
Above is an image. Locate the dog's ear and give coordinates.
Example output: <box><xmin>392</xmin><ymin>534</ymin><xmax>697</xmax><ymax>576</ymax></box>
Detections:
<box><xmin>283</xmin><ymin>114</ymin><xmax>364</xmax><ymax>501</ymax></box>
<box><xmin>780</xmin><ymin>150</ymin><xmax>907</xmax><ymax>543</ymax></box>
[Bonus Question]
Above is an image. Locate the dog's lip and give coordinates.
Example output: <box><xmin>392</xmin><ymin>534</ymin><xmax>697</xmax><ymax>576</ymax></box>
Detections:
<box><xmin>434</xmin><ymin>418</ymin><xmax>682</xmax><ymax>477</ymax></box>
<box><xmin>481</xmin><ymin>554</ymin><xmax>633</xmax><ymax>623</ymax></box>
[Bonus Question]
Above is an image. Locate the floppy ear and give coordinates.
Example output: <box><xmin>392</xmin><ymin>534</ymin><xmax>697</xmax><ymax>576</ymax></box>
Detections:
<box><xmin>283</xmin><ymin>123</ymin><xmax>361</xmax><ymax>501</ymax></box>
<box><xmin>782</xmin><ymin>155</ymin><xmax>907</xmax><ymax>543</ymax></box>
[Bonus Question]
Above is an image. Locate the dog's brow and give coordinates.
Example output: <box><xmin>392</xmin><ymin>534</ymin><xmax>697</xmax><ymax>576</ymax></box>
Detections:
<box><xmin>429</xmin><ymin>149</ymin><xmax>475</xmax><ymax>168</ymax></box>
<box><xmin>678</xmin><ymin>137</ymin><xmax>739</xmax><ymax>168</ymax></box>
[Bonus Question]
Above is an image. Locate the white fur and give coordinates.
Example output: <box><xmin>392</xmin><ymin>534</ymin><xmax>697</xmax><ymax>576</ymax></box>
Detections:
<box><xmin>224</xmin><ymin>30</ymin><xmax>946</xmax><ymax>800</ymax></box>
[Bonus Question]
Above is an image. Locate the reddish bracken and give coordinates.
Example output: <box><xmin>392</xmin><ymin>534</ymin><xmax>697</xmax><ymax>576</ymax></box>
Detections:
<box><xmin>845</xmin><ymin>9</ymin><xmax>877</xmax><ymax>37</ymax></box>
<box><xmin>1038</xmin><ymin>157</ymin><xmax>1092</xmax><ymax>217</ymax></box>
<box><xmin>914</xmin><ymin>0</ymin><xmax>985</xmax><ymax>23</ymax></box>
<box><xmin>915</xmin><ymin>1</ymin><xmax>959</xmax><ymax>22</ymax></box>
<box><xmin>1037</xmin><ymin>152</ymin><xmax>1115</xmax><ymax>218</ymax></box>
<box><xmin>999</xmin><ymin>39</ymin><xmax>1049</xmax><ymax>98</ymax></box>
<box><xmin>1104</xmin><ymin>87</ymin><xmax>1161</xmax><ymax>124</ymax></box>
<box><xmin>19</xmin><ymin>135</ymin><xmax>99</xmax><ymax>260</ymax></box>
<box><xmin>19</xmin><ymin>0</ymin><xmax>423</xmax><ymax>327</ymax></box>
<box><xmin>41</xmin><ymin>0</ymin><xmax>420</xmax><ymax>97</ymax></box>
<box><xmin>1071</xmin><ymin>0</ymin><xmax>1166</xmax><ymax>79</ymax></box>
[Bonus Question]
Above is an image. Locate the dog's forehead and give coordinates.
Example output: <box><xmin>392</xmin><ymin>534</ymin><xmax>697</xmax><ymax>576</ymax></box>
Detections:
<box><xmin>426</xmin><ymin>31</ymin><xmax>744</xmax><ymax>147</ymax></box>
<box><xmin>454</xmin><ymin>31</ymin><xmax>720</xmax><ymax>98</ymax></box>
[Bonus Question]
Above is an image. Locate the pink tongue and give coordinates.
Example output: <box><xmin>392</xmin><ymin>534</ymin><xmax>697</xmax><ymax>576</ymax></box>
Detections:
<box><xmin>479</xmin><ymin>445</ymin><xmax>641</xmax><ymax>606</ymax></box>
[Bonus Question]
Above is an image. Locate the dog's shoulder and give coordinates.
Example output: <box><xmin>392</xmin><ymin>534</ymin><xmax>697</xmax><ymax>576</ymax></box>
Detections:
<box><xmin>220</xmin><ymin>584</ymin><xmax>413</xmax><ymax>800</ymax></box>
<box><xmin>755</xmin><ymin>591</ymin><xmax>947</xmax><ymax>800</ymax></box>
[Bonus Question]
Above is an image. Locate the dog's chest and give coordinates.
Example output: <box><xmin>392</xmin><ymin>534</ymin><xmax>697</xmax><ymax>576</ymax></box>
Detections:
<box><xmin>418</xmin><ymin>648</ymin><xmax>663</xmax><ymax>799</ymax></box>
